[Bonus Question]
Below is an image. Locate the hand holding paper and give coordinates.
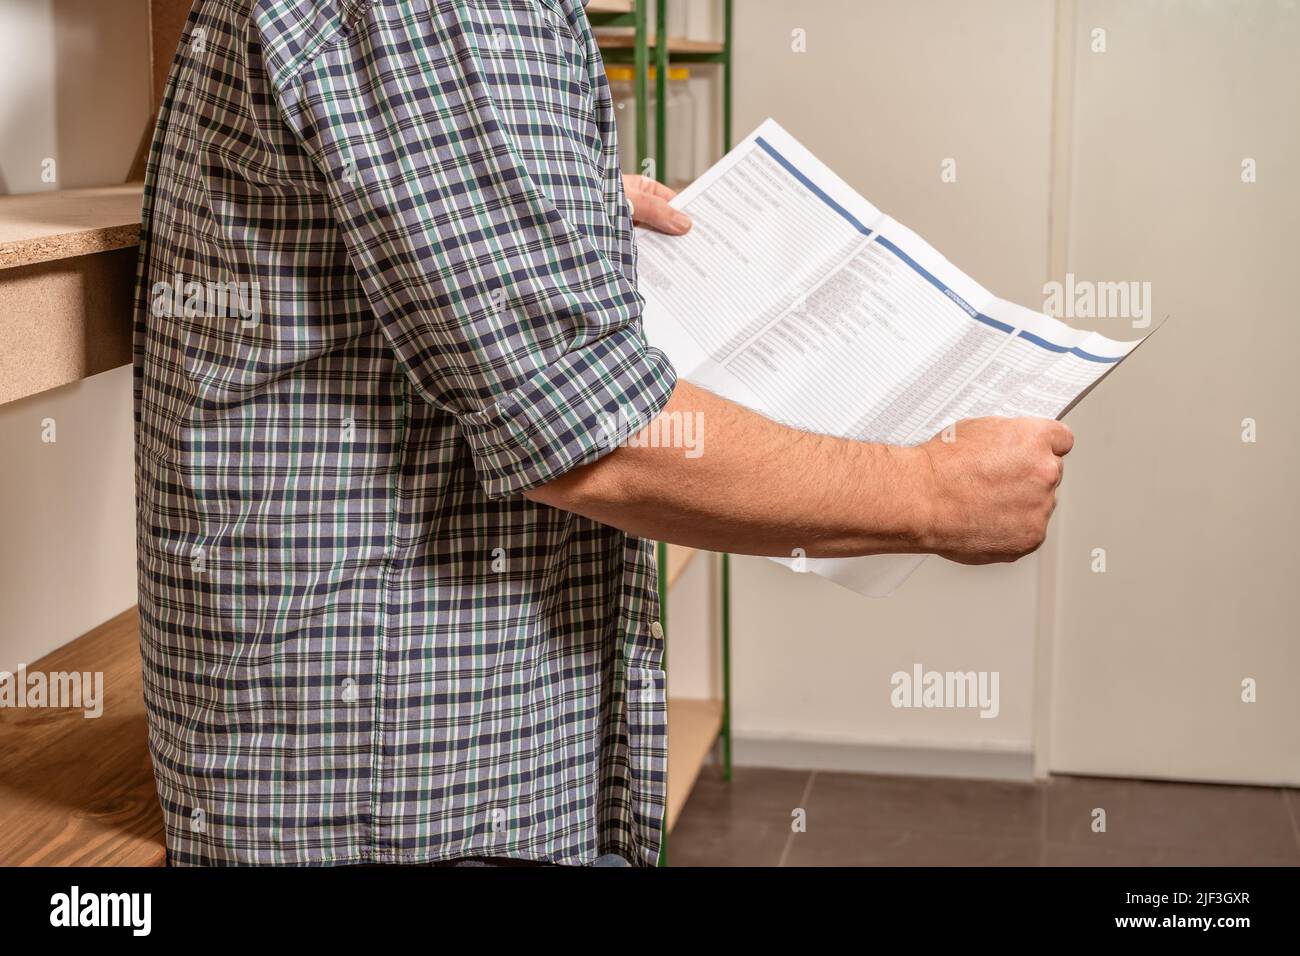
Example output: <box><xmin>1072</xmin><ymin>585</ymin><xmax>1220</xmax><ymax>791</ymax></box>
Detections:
<box><xmin>635</xmin><ymin>119</ymin><xmax>1148</xmax><ymax>595</ymax></box>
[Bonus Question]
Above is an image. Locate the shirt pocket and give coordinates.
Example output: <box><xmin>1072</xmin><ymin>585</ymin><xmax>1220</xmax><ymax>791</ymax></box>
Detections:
<box><xmin>625</xmin><ymin>664</ymin><xmax>667</xmax><ymax>865</ymax></box>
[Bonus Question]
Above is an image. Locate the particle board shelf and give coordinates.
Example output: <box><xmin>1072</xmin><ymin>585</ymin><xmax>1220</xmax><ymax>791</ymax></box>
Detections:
<box><xmin>0</xmin><ymin>185</ymin><xmax>143</xmax><ymax>271</ymax></box>
<box><xmin>665</xmin><ymin>697</ymin><xmax>724</xmax><ymax>832</ymax></box>
<box><xmin>0</xmin><ymin>185</ymin><xmax>143</xmax><ymax>405</ymax></box>
<box><xmin>0</xmin><ymin>608</ymin><xmax>165</xmax><ymax>867</ymax></box>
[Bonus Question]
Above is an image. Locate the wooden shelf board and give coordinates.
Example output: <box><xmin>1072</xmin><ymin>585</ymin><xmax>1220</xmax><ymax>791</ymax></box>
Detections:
<box><xmin>584</xmin><ymin>0</ymin><xmax>633</xmax><ymax>13</ymax></box>
<box><xmin>0</xmin><ymin>608</ymin><xmax>165</xmax><ymax>866</ymax></box>
<box><xmin>0</xmin><ymin>185</ymin><xmax>143</xmax><ymax>271</ymax></box>
<box><xmin>666</xmin><ymin>697</ymin><xmax>723</xmax><ymax>833</ymax></box>
<box><xmin>664</xmin><ymin>544</ymin><xmax>698</xmax><ymax>590</ymax></box>
<box><xmin>595</xmin><ymin>35</ymin><xmax>725</xmax><ymax>54</ymax></box>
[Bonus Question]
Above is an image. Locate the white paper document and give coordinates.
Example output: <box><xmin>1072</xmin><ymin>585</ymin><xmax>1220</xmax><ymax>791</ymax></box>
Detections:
<box><xmin>636</xmin><ymin>118</ymin><xmax>1147</xmax><ymax>596</ymax></box>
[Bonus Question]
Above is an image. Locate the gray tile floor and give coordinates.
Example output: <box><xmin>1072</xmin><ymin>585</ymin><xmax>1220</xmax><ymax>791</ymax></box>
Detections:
<box><xmin>667</xmin><ymin>767</ymin><xmax>1300</xmax><ymax>866</ymax></box>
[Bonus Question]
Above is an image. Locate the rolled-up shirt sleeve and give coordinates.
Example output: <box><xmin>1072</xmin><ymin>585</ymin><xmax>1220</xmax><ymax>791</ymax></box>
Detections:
<box><xmin>264</xmin><ymin>0</ymin><xmax>676</xmax><ymax>498</ymax></box>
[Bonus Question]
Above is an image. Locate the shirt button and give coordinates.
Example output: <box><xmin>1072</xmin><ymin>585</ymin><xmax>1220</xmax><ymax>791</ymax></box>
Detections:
<box><xmin>650</xmin><ymin>621</ymin><xmax>665</xmax><ymax>641</ymax></box>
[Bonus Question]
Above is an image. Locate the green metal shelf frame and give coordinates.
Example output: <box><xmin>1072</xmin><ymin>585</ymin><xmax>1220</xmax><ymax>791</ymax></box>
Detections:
<box><xmin>592</xmin><ymin>0</ymin><xmax>734</xmax><ymax>867</ymax></box>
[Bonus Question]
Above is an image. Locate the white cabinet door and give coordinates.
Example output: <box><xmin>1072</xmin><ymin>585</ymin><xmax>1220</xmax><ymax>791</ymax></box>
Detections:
<box><xmin>1045</xmin><ymin>1</ymin><xmax>1300</xmax><ymax>786</ymax></box>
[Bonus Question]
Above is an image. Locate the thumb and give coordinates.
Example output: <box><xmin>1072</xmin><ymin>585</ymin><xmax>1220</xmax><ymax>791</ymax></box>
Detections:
<box><xmin>1047</xmin><ymin>421</ymin><xmax>1075</xmax><ymax>456</ymax></box>
<box><xmin>631</xmin><ymin>191</ymin><xmax>692</xmax><ymax>235</ymax></box>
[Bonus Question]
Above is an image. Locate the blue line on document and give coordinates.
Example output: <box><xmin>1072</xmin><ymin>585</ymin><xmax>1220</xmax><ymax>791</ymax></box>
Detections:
<box><xmin>753</xmin><ymin>135</ymin><xmax>1119</xmax><ymax>364</ymax></box>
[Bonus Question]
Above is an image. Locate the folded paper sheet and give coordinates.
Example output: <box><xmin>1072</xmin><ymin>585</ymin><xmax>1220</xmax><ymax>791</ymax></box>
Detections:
<box><xmin>637</xmin><ymin>118</ymin><xmax>1147</xmax><ymax>596</ymax></box>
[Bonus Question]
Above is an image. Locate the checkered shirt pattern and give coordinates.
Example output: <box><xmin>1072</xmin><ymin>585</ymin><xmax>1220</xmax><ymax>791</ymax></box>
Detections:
<box><xmin>132</xmin><ymin>0</ymin><xmax>675</xmax><ymax>866</ymax></box>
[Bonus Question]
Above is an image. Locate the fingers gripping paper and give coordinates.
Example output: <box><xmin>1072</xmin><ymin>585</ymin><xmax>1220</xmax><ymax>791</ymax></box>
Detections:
<box><xmin>636</xmin><ymin>119</ymin><xmax>1147</xmax><ymax>597</ymax></box>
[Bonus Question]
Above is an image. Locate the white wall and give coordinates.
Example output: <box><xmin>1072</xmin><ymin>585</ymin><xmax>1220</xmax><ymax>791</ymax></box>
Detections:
<box><xmin>0</xmin><ymin>0</ymin><xmax>148</xmax><ymax>670</ymax></box>
<box><xmin>0</xmin><ymin>367</ymin><xmax>138</xmax><ymax>670</ymax></box>
<box><xmin>0</xmin><ymin>0</ymin><xmax>150</xmax><ymax>193</ymax></box>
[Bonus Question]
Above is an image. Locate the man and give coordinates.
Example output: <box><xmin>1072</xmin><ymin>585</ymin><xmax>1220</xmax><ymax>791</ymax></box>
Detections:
<box><xmin>133</xmin><ymin>0</ymin><xmax>1070</xmax><ymax>867</ymax></box>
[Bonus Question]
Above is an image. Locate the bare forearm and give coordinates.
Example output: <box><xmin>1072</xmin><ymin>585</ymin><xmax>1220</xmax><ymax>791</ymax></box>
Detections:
<box><xmin>524</xmin><ymin>380</ymin><xmax>933</xmax><ymax>559</ymax></box>
<box><xmin>531</xmin><ymin>191</ymin><xmax>1077</xmax><ymax>567</ymax></box>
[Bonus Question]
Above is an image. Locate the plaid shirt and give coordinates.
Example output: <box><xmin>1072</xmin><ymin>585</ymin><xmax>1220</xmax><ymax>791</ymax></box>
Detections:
<box><xmin>133</xmin><ymin>0</ymin><xmax>675</xmax><ymax>866</ymax></box>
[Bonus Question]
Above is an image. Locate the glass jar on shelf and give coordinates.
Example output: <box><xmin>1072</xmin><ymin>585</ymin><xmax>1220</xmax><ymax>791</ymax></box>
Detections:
<box><xmin>646</xmin><ymin>66</ymin><xmax>696</xmax><ymax>189</ymax></box>
<box><xmin>605</xmin><ymin>65</ymin><xmax>650</xmax><ymax>175</ymax></box>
